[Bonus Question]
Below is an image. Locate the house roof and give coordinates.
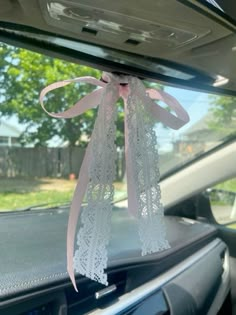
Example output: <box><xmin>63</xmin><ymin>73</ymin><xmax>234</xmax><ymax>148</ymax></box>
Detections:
<box><xmin>0</xmin><ymin>120</ymin><xmax>21</xmax><ymax>138</ymax></box>
<box><xmin>184</xmin><ymin>115</ymin><xmax>210</xmax><ymax>136</ymax></box>
<box><xmin>182</xmin><ymin>112</ymin><xmax>224</xmax><ymax>142</ymax></box>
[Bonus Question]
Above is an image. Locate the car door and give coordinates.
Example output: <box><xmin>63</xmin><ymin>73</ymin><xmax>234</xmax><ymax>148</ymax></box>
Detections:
<box><xmin>198</xmin><ymin>177</ymin><xmax>236</xmax><ymax>314</ymax></box>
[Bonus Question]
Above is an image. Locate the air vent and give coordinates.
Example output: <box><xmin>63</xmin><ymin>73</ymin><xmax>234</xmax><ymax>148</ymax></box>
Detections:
<box><xmin>66</xmin><ymin>271</ymin><xmax>127</xmax><ymax>313</ymax></box>
<box><xmin>82</xmin><ymin>27</ymin><xmax>97</xmax><ymax>36</ymax></box>
<box><xmin>125</xmin><ymin>39</ymin><xmax>140</xmax><ymax>46</ymax></box>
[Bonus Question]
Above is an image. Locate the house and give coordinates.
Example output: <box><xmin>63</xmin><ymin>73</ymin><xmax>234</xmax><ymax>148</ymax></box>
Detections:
<box><xmin>174</xmin><ymin>113</ymin><xmax>223</xmax><ymax>155</ymax></box>
<box><xmin>0</xmin><ymin>120</ymin><xmax>21</xmax><ymax>147</ymax></box>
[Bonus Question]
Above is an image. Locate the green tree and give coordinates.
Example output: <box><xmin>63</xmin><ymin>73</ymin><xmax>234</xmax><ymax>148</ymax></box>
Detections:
<box><xmin>0</xmin><ymin>44</ymin><xmax>164</xmax><ymax>176</ymax></box>
<box><xmin>0</xmin><ymin>44</ymin><xmax>102</xmax><ymax>147</ymax></box>
<box><xmin>209</xmin><ymin>95</ymin><xmax>236</xmax><ymax>136</ymax></box>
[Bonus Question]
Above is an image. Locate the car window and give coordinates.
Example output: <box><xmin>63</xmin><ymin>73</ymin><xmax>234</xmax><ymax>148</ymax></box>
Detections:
<box><xmin>0</xmin><ymin>42</ymin><xmax>235</xmax><ymax>212</ymax></box>
<box><xmin>207</xmin><ymin>178</ymin><xmax>236</xmax><ymax>227</ymax></box>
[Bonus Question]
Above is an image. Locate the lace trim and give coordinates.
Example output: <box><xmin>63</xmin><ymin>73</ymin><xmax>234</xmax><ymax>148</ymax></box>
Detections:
<box><xmin>126</xmin><ymin>77</ymin><xmax>170</xmax><ymax>255</ymax></box>
<box><xmin>73</xmin><ymin>83</ymin><xmax>118</xmax><ymax>285</ymax></box>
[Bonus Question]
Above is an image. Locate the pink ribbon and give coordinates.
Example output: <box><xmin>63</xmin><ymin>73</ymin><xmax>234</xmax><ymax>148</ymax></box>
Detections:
<box><xmin>40</xmin><ymin>72</ymin><xmax>189</xmax><ymax>291</ymax></box>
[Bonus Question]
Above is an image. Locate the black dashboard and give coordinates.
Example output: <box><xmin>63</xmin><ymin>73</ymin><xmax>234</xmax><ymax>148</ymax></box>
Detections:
<box><xmin>0</xmin><ymin>208</ymin><xmax>229</xmax><ymax>315</ymax></box>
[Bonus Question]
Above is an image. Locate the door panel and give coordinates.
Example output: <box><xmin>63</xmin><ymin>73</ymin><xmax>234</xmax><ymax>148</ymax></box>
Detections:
<box><xmin>197</xmin><ymin>178</ymin><xmax>236</xmax><ymax>314</ymax></box>
<box><xmin>218</xmin><ymin>227</ymin><xmax>236</xmax><ymax>314</ymax></box>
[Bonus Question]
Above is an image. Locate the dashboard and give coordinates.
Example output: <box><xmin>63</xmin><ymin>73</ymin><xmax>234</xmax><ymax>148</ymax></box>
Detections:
<box><xmin>0</xmin><ymin>208</ymin><xmax>230</xmax><ymax>315</ymax></box>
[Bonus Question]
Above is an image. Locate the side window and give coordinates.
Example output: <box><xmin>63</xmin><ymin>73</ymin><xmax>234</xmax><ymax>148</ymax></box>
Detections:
<box><xmin>207</xmin><ymin>178</ymin><xmax>236</xmax><ymax>227</ymax></box>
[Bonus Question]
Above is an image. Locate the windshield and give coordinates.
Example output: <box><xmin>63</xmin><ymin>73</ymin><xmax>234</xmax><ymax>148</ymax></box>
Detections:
<box><xmin>0</xmin><ymin>42</ymin><xmax>235</xmax><ymax>211</ymax></box>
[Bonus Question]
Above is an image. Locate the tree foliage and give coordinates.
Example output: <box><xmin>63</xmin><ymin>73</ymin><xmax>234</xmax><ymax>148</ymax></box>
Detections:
<box><xmin>209</xmin><ymin>95</ymin><xmax>236</xmax><ymax>137</ymax></box>
<box><xmin>0</xmin><ymin>43</ymin><xmax>164</xmax><ymax>150</ymax></box>
<box><xmin>0</xmin><ymin>44</ymin><xmax>101</xmax><ymax>147</ymax></box>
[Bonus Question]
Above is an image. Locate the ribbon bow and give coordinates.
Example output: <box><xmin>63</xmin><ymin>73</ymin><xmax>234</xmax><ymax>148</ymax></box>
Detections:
<box><xmin>40</xmin><ymin>72</ymin><xmax>189</xmax><ymax>291</ymax></box>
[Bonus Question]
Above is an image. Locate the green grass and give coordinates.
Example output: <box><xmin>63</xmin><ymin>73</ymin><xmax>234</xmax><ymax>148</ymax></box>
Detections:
<box><xmin>216</xmin><ymin>178</ymin><xmax>236</xmax><ymax>192</ymax></box>
<box><xmin>216</xmin><ymin>177</ymin><xmax>236</xmax><ymax>230</ymax></box>
<box><xmin>211</xmin><ymin>178</ymin><xmax>236</xmax><ymax>207</ymax></box>
<box><xmin>211</xmin><ymin>200</ymin><xmax>230</xmax><ymax>206</ymax></box>
<box><xmin>0</xmin><ymin>190</ymin><xmax>74</xmax><ymax>211</ymax></box>
<box><xmin>0</xmin><ymin>178</ymin><xmax>127</xmax><ymax>211</ymax></box>
<box><xmin>227</xmin><ymin>223</ymin><xmax>236</xmax><ymax>229</ymax></box>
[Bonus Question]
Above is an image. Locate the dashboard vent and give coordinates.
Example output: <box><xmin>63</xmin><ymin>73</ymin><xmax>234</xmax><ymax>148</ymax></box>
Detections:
<box><xmin>66</xmin><ymin>271</ymin><xmax>127</xmax><ymax>314</ymax></box>
<box><xmin>125</xmin><ymin>39</ymin><xmax>140</xmax><ymax>46</ymax></box>
<box><xmin>82</xmin><ymin>27</ymin><xmax>97</xmax><ymax>36</ymax></box>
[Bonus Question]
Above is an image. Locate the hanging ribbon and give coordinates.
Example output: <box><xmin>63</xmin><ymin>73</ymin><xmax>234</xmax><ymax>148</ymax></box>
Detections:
<box><xmin>40</xmin><ymin>72</ymin><xmax>189</xmax><ymax>291</ymax></box>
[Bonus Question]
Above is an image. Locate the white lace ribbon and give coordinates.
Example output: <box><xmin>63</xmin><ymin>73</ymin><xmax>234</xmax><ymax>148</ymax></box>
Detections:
<box><xmin>73</xmin><ymin>81</ymin><xmax>118</xmax><ymax>285</ymax></box>
<box><xmin>125</xmin><ymin>77</ymin><xmax>170</xmax><ymax>254</ymax></box>
<box><xmin>40</xmin><ymin>72</ymin><xmax>190</xmax><ymax>291</ymax></box>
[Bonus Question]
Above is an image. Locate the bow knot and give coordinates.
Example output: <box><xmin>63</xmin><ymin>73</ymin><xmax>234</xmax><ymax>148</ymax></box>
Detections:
<box><xmin>101</xmin><ymin>72</ymin><xmax>130</xmax><ymax>99</ymax></box>
<box><xmin>40</xmin><ymin>72</ymin><xmax>189</xmax><ymax>291</ymax></box>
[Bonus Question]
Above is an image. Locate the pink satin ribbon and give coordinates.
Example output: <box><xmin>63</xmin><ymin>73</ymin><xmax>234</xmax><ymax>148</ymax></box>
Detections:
<box><xmin>40</xmin><ymin>72</ymin><xmax>189</xmax><ymax>291</ymax></box>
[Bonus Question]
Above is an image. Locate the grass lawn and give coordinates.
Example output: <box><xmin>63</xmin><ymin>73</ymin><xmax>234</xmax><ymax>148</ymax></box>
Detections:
<box><xmin>227</xmin><ymin>223</ymin><xmax>236</xmax><ymax>229</ymax></box>
<box><xmin>0</xmin><ymin>178</ymin><xmax>127</xmax><ymax>211</ymax></box>
<box><xmin>216</xmin><ymin>178</ymin><xmax>236</xmax><ymax>191</ymax></box>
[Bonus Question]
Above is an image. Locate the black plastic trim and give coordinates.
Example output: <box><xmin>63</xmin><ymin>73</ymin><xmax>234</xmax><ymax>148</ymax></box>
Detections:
<box><xmin>123</xmin><ymin>290</ymin><xmax>169</xmax><ymax>315</ymax></box>
<box><xmin>1</xmin><ymin>22</ymin><xmax>236</xmax><ymax>96</ymax></box>
<box><xmin>163</xmin><ymin>241</ymin><xmax>225</xmax><ymax>315</ymax></box>
<box><xmin>0</xmin><ymin>21</ymin><xmax>212</xmax><ymax>81</ymax></box>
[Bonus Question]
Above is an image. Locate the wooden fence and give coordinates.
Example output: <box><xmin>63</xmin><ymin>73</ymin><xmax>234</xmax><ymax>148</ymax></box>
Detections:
<box><xmin>0</xmin><ymin>146</ymin><xmax>125</xmax><ymax>179</ymax></box>
<box><xmin>0</xmin><ymin>147</ymin><xmax>85</xmax><ymax>178</ymax></box>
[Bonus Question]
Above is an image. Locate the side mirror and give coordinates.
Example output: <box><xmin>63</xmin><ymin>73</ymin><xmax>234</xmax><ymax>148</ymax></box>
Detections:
<box><xmin>206</xmin><ymin>188</ymin><xmax>236</xmax><ymax>223</ymax></box>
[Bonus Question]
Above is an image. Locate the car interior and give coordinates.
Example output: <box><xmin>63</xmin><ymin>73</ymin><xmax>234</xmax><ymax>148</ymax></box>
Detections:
<box><xmin>0</xmin><ymin>0</ymin><xmax>236</xmax><ymax>315</ymax></box>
